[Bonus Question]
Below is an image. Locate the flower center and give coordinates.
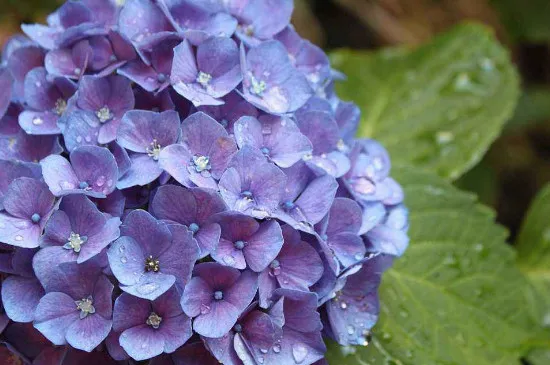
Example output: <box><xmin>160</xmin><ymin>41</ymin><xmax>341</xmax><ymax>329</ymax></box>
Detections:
<box><xmin>31</xmin><ymin>213</ymin><xmax>41</xmax><ymax>224</ymax></box>
<box><xmin>146</xmin><ymin>139</ymin><xmax>162</xmax><ymax>161</ymax></box>
<box><xmin>249</xmin><ymin>73</ymin><xmax>267</xmax><ymax>95</ymax></box>
<box><xmin>282</xmin><ymin>201</ymin><xmax>295</xmax><ymax>211</ymax></box>
<box><xmin>96</xmin><ymin>106</ymin><xmax>113</xmax><ymax>123</ymax></box>
<box><xmin>233</xmin><ymin>323</ymin><xmax>243</xmax><ymax>333</ymax></box>
<box><xmin>54</xmin><ymin>98</ymin><xmax>67</xmax><ymax>116</ymax></box>
<box><xmin>79</xmin><ymin>181</ymin><xmax>89</xmax><ymax>190</ymax></box>
<box><xmin>196</xmin><ymin>71</ymin><xmax>212</xmax><ymax>88</ymax></box>
<box><xmin>64</xmin><ymin>232</ymin><xmax>88</xmax><ymax>253</ymax></box>
<box><xmin>270</xmin><ymin>259</ymin><xmax>280</xmax><ymax>269</ymax></box>
<box><xmin>146</xmin><ymin>312</ymin><xmax>162</xmax><ymax>329</ymax></box>
<box><xmin>75</xmin><ymin>296</ymin><xmax>95</xmax><ymax>319</ymax></box>
<box><xmin>192</xmin><ymin>155</ymin><xmax>211</xmax><ymax>172</ymax></box>
<box><xmin>234</xmin><ymin>240</ymin><xmax>245</xmax><ymax>250</ymax></box>
<box><xmin>145</xmin><ymin>255</ymin><xmax>160</xmax><ymax>272</ymax></box>
<box><xmin>189</xmin><ymin>223</ymin><xmax>200</xmax><ymax>234</ymax></box>
<box><xmin>260</xmin><ymin>147</ymin><xmax>270</xmax><ymax>156</ymax></box>
<box><xmin>213</xmin><ymin>291</ymin><xmax>224</xmax><ymax>301</ymax></box>
<box><xmin>157</xmin><ymin>73</ymin><xmax>167</xmax><ymax>83</ymax></box>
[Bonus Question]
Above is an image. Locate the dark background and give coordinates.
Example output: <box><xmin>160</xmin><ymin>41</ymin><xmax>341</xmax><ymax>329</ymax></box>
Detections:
<box><xmin>1</xmin><ymin>0</ymin><xmax>549</xmax><ymax>239</ymax></box>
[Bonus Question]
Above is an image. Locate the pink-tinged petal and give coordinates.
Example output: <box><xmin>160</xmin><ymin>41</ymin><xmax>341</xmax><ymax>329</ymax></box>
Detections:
<box><xmin>158</xmin><ymin>144</ymin><xmax>194</xmax><ymax>187</ymax></box>
<box><xmin>117</xmin><ymin>153</ymin><xmax>163</xmax><ymax>189</ymax></box>
<box><xmin>34</xmin><ymin>292</ymin><xmax>79</xmax><ymax>345</ymax></box>
<box><xmin>66</xmin><ymin>314</ymin><xmax>112</xmax><ymax>352</ymax></box>
<box><xmin>193</xmin><ymin>300</ymin><xmax>240</xmax><ymax>338</ymax></box>
<box><xmin>182</xmin><ymin>112</ymin><xmax>228</xmax><ymax>155</ymax></box>
<box><xmin>120</xmin><ymin>324</ymin><xmax>165</xmax><ymax>361</ymax></box>
<box><xmin>2</xmin><ymin>276</ymin><xmax>44</xmax><ymax>323</ymax></box>
<box><xmin>245</xmin><ymin>220</ymin><xmax>283</xmax><ymax>272</ymax></box>
<box><xmin>40</xmin><ymin>155</ymin><xmax>79</xmax><ymax>197</ymax></box>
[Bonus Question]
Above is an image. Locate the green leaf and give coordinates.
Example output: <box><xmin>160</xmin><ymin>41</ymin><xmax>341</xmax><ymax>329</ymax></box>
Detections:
<box><xmin>492</xmin><ymin>0</ymin><xmax>550</xmax><ymax>42</ymax></box>
<box><xmin>330</xmin><ymin>23</ymin><xmax>519</xmax><ymax>181</ymax></box>
<box><xmin>516</xmin><ymin>184</ymin><xmax>550</xmax><ymax>364</ymax></box>
<box><xmin>326</xmin><ymin>166</ymin><xmax>542</xmax><ymax>365</ymax></box>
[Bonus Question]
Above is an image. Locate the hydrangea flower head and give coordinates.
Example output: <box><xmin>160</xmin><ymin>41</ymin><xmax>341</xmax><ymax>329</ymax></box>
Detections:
<box><xmin>0</xmin><ymin>0</ymin><xmax>409</xmax><ymax>363</ymax></box>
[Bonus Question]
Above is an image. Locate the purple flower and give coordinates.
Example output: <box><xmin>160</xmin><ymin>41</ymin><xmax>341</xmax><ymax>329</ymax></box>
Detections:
<box><xmin>1</xmin><ymin>247</ymin><xmax>45</xmax><ymax>323</ymax></box>
<box><xmin>41</xmin><ymin>145</ymin><xmax>118</xmax><ymax>198</ymax></box>
<box><xmin>0</xmin><ymin>178</ymin><xmax>55</xmax><ymax>248</ymax></box>
<box><xmin>0</xmin><ymin>160</ymin><xmax>41</xmax><ymax>211</ymax></box>
<box><xmin>150</xmin><ymin>184</ymin><xmax>226</xmax><ymax>258</ymax></box>
<box><xmin>261</xmin><ymin>289</ymin><xmax>326</xmax><ymax>365</ymax></box>
<box><xmin>198</xmin><ymin>91</ymin><xmax>259</xmax><ymax>133</ymax></box>
<box><xmin>33</xmin><ymin>261</ymin><xmax>113</xmax><ymax>352</ymax></box>
<box><xmin>118</xmin><ymin>0</ymin><xmax>176</xmax><ymax>57</ymax></box>
<box><xmin>364</xmin><ymin>204</ymin><xmax>409</xmax><ymax>257</ymax></box>
<box><xmin>116</xmin><ymin>110</ymin><xmax>181</xmax><ymax>189</ymax></box>
<box><xmin>171</xmin><ymin>37</ymin><xmax>242</xmax><ymax>106</ymax></box>
<box><xmin>159</xmin><ymin>112</ymin><xmax>237</xmax><ymax>189</ymax></box>
<box><xmin>204</xmin><ymin>303</ymin><xmax>282</xmax><ymax>365</ymax></box>
<box><xmin>240</xmin><ymin>40</ymin><xmax>312</xmax><ymax>114</ymax></box>
<box><xmin>211</xmin><ymin>212</ymin><xmax>283</xmax><ymax>272</ymax></box>
<box><xmin>181</xmin><ymin>262</ymin><xmax>258</xmax><ymax>337</ymax></box>
<box><xmin>275</xmin><ymin>26</ymin><xmax>331</xmax><ymax>92</ymax></box>
<box><xmin>0</xmin><ymin>130</ymin><xmax>63</xmax><ymax>162</ymax></box>
<box><xmin>316</xmin><ymin>198</ymin><xmax>366</xmax><ymax>274</ymax></box>
<box><xmin>108</xmin><ymin>210</ymin><xmax>199</xmax><ymax>300</ymax></box>
<box><xmin>273</xmin><ymin>161</ymin><xmax>338</xmax><ymax>232</ymax></box>
<box><xmin>113</xmin><ymin>288</ymin><xmax>192</xmax><ymax>361</ymax></box>
<box><xmin>325</xmin><ymin>254</ymin><xmax>393</xmax><ymax>346</ymax></box>
<box><xmin>233</xmin><ymin>114</ymin><xmax>312</xmax><ymax>168</ymax></box>
<box><xmin>258</xmin><ymin>225</ymin><xmax>323</xmax><ymax>308</ymax></box>
<box><xmin>118</xmin><ymin>36</ymin><xmax>181</xmax><ymax>92</ymax></box>
<box><xmin>218</xmin><ymin>146</ymin><xmax>286</xmax><ymax>218</ymax></box>
<box><xmin>19</xmin><ymin>67</ymin><xmax>76</xmax><ymax>135</ymax></box>
<box><xmin>72</xmin><ymin>74</ymin><xmax>135</xmax><ymax>144</ymax></box>
<box><xmin>226</xmin><ymin>0</ymin><xmax>293</xmax><ymax>45</ymax></box>
<box><xmin>158</xmin><ymin>0</ymin><xmax>237</xmax><ymax>45</ymax></box>
<box><xmin>0</xmin><ymin>68</ymin><xmax>13</xmax><ymax>120</ymax></box>
<box><xmin>295</xmin><ymin>110</ymin><xmax>350</xmax><ymax>177</ymax></box>
<box><xmin>4</xmin><ymin>44</ymin><xmax>45</xmax><ymax>101</ymax></box>
<box><xmin>36</xmin><ymin>194</ymin><xmax>121</xmax><ymax>264</ymax></box>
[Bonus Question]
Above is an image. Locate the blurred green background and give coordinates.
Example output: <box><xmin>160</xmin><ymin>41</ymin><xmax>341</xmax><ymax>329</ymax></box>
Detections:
<box><xmin>1</xmin><ymin>0</ymin><xmax>549</xmax><ymax>239</ymax></box>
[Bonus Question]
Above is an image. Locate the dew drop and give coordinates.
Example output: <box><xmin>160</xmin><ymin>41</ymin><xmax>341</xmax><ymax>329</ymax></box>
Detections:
<box><xmin>14</xmin><ymin>235</ymin><xmax>23</xmax><ymax>241</ymax></box>
<box><xmin>76</xmin><ymin>136</ymin><xmax>83</xmax><ymax>143</ymax></box>
<box><xmin>340</xmin><ymin>302</ymin><xmax>348</xmax><ymax>310</ymax></box>
<box><xmin>436</xmin><ymin>131</ymin><xmax>454</xmax><ymax>145</ymax></box>
<box><xmin>272</xmin><ymin>344</ymin><xmax>281</xmax><ymax>353</ymax></box>
<box><xmin>291</xmin><ymin>343</ymin><xmax>308</xmax><ymax>364</ymax></box>
<box><xmin>260</xmin><ymin>348</ymin><xmax>268</xmax><ymax>354</ymax></box>
<box><xmin>141</xmin><ymin>343</ymin><xmax>147</xmax><ymax>349</ymax></box>
<box><xmin>32</xmin><ymin>117</ymin><xmax>44</xmax><ymax>126</ymax></box>
<box><xmin>223</xmin><ymin>255</ymin><xmax>236</xmax><ymax>265</ymax></box>
<box><xmin>200</xmin><ymin>304</ymin><xmax>211</xmax><ymax>315</ymax></box>
<box><xmin>137</xmin><ymin>282</ymin><xmax>159</xmax><ymax>295</ymax></box>
<box><xmin>96</xmin><ymin>175</ymin><xmax>106</xmax><ymax>187</ymax></box>
<box><xmin>347</xmin><ymin>325</ymin><xmax>355</xmax><ymax>335</ymax></box>
<box><xmin>120</xmin><ymin>256</ymin><xmax>127</xmax><ymax>263</ymax></box>
<box><xmin>85</xmin><ymin>136</ymin><xmax>92</xmax><ymax>142</ymax></box>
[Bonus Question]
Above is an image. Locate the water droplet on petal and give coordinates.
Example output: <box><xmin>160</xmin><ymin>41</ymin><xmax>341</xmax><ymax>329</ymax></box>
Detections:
<box><xmin>200</xmin><ymin>304</ymin><xmax>211</xmax><ymax>315</ymax></box>
<box><xmin>292</xmin><ymin>343</ymin><xmax>308</xmax><ymax>364</ymax></box>
<box><xmin>223</xmin><ymin>255</ymin><xmax>235</xmax><ymax>265</ymax></box>
<box><xmin>272</xmin><ymin>344</ymin><xmax>281</xmax><ymax>353</ymax></box>
<box><xmin>14</xmin><ymin>235</ymin><xmax>23</xmax><ymax>241</ymax></box>
<box><xmin>347</xmin><ymin>325</ymin><xmax>355</xmax><ymax>335</ymax></box>
<box><xmin>120</xmin><ymin>256</ymin><xmax>127</xmax><ymax>263</ymax></box>
<box><xmin>137</xmin><ymin>282</ymin><xmax>159</xmax><ymax>295</ymax></box>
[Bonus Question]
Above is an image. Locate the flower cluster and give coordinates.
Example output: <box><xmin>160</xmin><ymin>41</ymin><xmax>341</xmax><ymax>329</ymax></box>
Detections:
<box><xmin>0</xmin><ymin>0</ymin><xmax>409</xmax><ymax>364</ymax></box>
